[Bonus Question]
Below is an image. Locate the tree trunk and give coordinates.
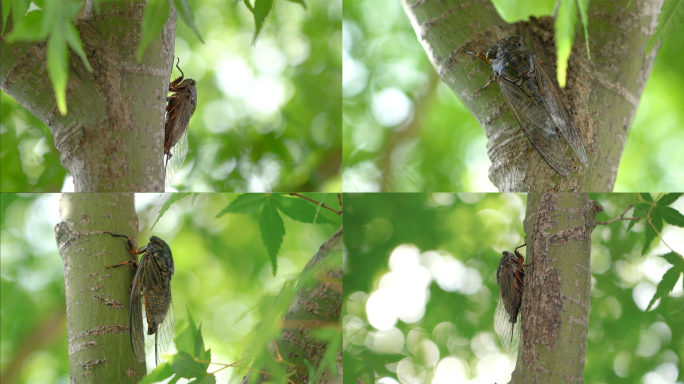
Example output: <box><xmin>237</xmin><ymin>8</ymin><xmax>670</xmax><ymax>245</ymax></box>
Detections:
<box><xmin>0</xmin><ymin>1</ymin><xmax>176</xmax><ymax>192</ymax></box>
<box><xmin>402</xmin><ymin>0</ymin><xmax>662</xmax><ymax>192</ymax></box>
<box><xmin>242</xmin><ymin>227</ymin><xmax>343</xmax><ymax>384</ymax></box>
<box><xmin>515</xmin><ymin>193</ymin><xmax>597</xmax><ymax>383</ymax></box>
<box><xmin>55</xmin><ymin>193</ymin><xmax>145</xmax><ymax>382</ymax></box>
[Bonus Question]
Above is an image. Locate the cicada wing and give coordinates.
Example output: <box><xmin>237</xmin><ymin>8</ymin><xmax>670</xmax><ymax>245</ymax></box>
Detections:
<box><xmin>139</xmin><ymin>254</ymin><xmax>175</xmax><ymax>365</ymax></box>
<box><xmin>536</xmin><ymin>65</ymin><xmax>588</xmax><ymax>166</ymax></box>
<box><xmin>153</xmin><ymin>297</ymin><xmax>175</xmax><ymax>365</ymax></box>
<box><xmin>497</xmin><ymin>77</ymin><xmax>571</xmax><ymax>176</ymax></box>
<box><xmin>129</xmin><ymin>258</ymin><xmax>147</xmax><ymax>362</ymax></box>
<box><xmin>164</xmin><ymin>126</ymin><xmax>189</xmax><ymax>189</ymax></box>
<box><xmin>494</xmin><ymin>293</ymin><xmax>521</xmax><ymax>356</ymax></box>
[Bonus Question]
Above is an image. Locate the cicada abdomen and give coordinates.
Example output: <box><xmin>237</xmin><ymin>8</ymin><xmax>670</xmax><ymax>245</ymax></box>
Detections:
<box><xmin>164</xmin><ymin>58</ymin><xmax>197</xmax><ymax>189</ymax></box>
<box><xmin>462</xmin><ymin>36</ymin><xmax>588</xmax><ymax>176</ymax></box>
<box><xmin>494</xmin><ymin>242</ymin><xmax>526</xmax><ymax>355</ymax></box>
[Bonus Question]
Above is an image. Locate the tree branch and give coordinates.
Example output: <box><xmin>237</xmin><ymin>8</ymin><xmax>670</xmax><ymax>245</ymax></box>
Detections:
<box><xmin>402</xmin><ymin>0</ymin><xmax>663</xmax><ymax>192</ymax></box>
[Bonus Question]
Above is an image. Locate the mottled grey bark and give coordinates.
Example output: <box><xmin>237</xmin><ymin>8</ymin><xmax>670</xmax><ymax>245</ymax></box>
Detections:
<box><xmin>516</xmin><ymin>193</ymin><xmax>598</xmax><ymax>383</ymax></box>
<box><xmin>0</xmin><ymin>1</ymin><xmax>176</xmax><ymax>192</ymax></box>
<box><xmin>55</xmin><ymin>193</ymin><xmax>145</xmax><ymax>383</ymax></box>
<box><xmin>402</xmin><ymin>0</ymin><xmax>662</xmax><ymax>192</ymax></box>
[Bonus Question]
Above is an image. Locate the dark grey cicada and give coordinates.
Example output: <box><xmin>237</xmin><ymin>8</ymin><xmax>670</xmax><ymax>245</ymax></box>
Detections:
<box><xmin>494</xmin><ymin>242</ymin><xmax>526</xmax><ymax>355</ymax></box>
<box><xmin>164</xmin><ymin>58</ymin><xmax>197</xmax><ymax>189</ymax></box>
<box><xmin>105</xmin><ymin>232</ymin><xmax>175</xmax><ymax>365</ymax></box>
<box><xmin>462</xmin><ymin>36</ymin><xmax>588</xmax><ymax>176</ymax></box>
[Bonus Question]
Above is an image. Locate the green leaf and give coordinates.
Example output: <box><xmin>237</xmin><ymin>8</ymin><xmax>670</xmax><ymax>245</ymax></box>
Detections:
<box><xmin>626</xmin><ymin>217</ymin><xmax>640</xmax><ymax>232</ymax></box>
<box><xmin>63</xmin><ymin>20</ymin><xmax>93</xmax><ymax>71</ymax></box>
<box><xmin>645</xmin><ymin>262</ymin><xmax>684</xmax><ymax>311</ymax></box>
<box><xmin>646</xmin><ymin>0</ymin><xmax>684</xmax><ymax>54</ymax></box>
<box><xmin>4</xmin><ymin>0</ymin><xmax>31</xmax><ymax>36</ymax></box>
<box><xmin>5</xmin><ymin>9</ymin><xmax>46</xmax><ymax>42</ymax></box>
<box><xmin>640</xmin><ymin>193</ymin><xmax>654</xmax><ymax>202</ymax></box>
<box><xmin>576</xmin><ymin>0</ymin><xmax>590</xmax><ymax>59</ymax></box>
<box><xmin>47</xmin><ymin>24</ymin><xmax>69</xmax><ymax>115</ymax></box>
<box><xmin>151</xmin><ymin>193</ymin><xmax>193</xmax><ymax>230</ymax></box>
<box><xmin>658</xmin><ymin>206</ymin><xmax>684</xmax><ymax>227</ymax></box>
<box><xmin>173</xmin><ymin>0</ymin><xmax>205</xmax><ymax>43</ymax></box>
<box><xmin>660</xmin><ymin>252</ymin><xmax>683</xmax><ymax>266</ymax></box>
<box><xmin>188</xmin><ymin>375</ymin><xmax>217</xmax><ymax>384</ymax></box>
<box><xmin>136</xmin><ymin>0</ymin><xmax>170</xmax><ymax>63</ymax></box>
<box><xmin>642</xmin><ymin>220</ymin><xmax>657</xmax><ymax>255</ymax></box>
<box><xmin>139</xmin><ymin>362</ymin><xmax>175</xmax><ymax>384</ymax></box>
<box><xmin>656</xmin><ymin>193</ymin><xmax>682</xmax><ymax>206</ymax></box>
<box><xmin>216</xmin><ymin>193</ymin><xmax>267</xmax><ymax>217</ymax></box>
<box><xmin>252</xmin><ymin>0</ymin><xmax>273</xmax><ymax>44</ymax></box>
<box><xmin>633</xmin><ymin>203</ymin><xmax>649</xmax><ymax>218</ymax></box>
<box><xmin>260</xmin><ymin>196</ymin><xmax>285</xmax><ymax>275</ymax></box>
<box><xmin>285</xmin><ymin>0</ymin><xmax>307</xmax><ymax>9</ymax></box>
<box><xmin>171</xmin><ymin>351</ymin><xmax>207</xmax><ymax>379</ymax></box>
<box><xmin>275</xmin><ymin>195</ymin><xmax>338</xmax><ymax>224</ymax></box>
<box><xmin>554</xmin><ymin>0</ymin><xmax>578</xmax><ymax>87</ymax></box>
<box><xmin>175</xmin><ymin>308</ymin><xmax>210</xmax><ymax>371</ymax></box>
<box><xmin>651</xmin><ymin>206</ymin><xmax>664</xmax><ymax>232</ymax></box>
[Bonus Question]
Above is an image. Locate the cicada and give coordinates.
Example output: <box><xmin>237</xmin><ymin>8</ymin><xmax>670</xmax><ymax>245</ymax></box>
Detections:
<box><xmin>462</xmin><ymin>36</ymin><xmax>588</xmax><ymax>176</ymax></box>
<box><xmin>105</xmin><ymin>232</ymin><xmax>175</xmax><ymax>365</ymax></box>
<box><xmin>494</xmin><ymin>241</ymin><xmax>526</xmax><ymax>355</ymax></box>
<box><xmin>164</xmin><ymin>58</ymin><xmax>197</xmax><ymax>188</ymax></box>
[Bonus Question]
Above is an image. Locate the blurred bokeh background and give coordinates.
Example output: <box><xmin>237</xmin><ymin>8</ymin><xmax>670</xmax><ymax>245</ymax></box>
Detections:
<box><xmin>0</xmin><ymin>0</ymin><xmax>342</xmax><ymax>192</ymax></box>
<box><xmin>343</xmin><ymin>193</ymin><xmax>684</xmax><ymax>384</ymax></box>
<box><xmin>342</xmin><ymin>1</ymin><xmax>684</xmax><ymax>192</ymax></box>
<box><xmin>0</xmin><ymin>193</ymin><xmax>341</xmax><ymax>383</ymax></box>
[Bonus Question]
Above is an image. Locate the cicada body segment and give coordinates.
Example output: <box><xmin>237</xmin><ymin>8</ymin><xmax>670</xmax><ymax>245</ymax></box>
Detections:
<box><xmin>105</xmin><ymin>233</ymin><xmax>175</xmax><ymax>365</ymax></box>
<box><xmin>494</xmin><ymin>242</ymin><xmax>526</xmax><ymax>355</ymax></box>
<box><xmin>463</xmin><ymin>36</ymin><xmax>588</xmax><ymax>176</ymax></box>
<box><xmin>164</xmin><ymin>58</ymin><xmax>197</xmax><ymax>188</ymax></box>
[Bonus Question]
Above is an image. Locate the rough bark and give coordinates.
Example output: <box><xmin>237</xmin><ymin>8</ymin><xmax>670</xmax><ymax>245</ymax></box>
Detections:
<box><xmin>402</xmin><ymin>0</ymin><xmax>662</xmax><ymax>192</ymax></box>
<box><xmin>516</xmin><ymin>193</ymin><xmax>597</xmax><ymax>383</ymax></box>
<box><xmin>55</xmin><ymin>193</ymin><xmax>145</xmax><ymax>383</ymax></box>
<box><xmin>242</xmin><ymin>227</ymin><xmax>343</xmax><ymax>384</ymax></box>
<box><xmin>0</xmin><ymin>1</ymin><xmax>177</xmax><ymax>192</ymax></box>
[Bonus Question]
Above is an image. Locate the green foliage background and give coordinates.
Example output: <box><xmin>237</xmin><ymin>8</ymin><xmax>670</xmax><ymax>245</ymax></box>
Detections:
<box><xmin>0</xmin><ymin>0</ymin><xmax>342</xmax><ymax>192</ymax></box>
<box><xmin>0</xmin><ymin>193</ymin><xmax>341</xmax><ymax>383</ymax></box>
<box><xmin>342</xmin><ymin>1</ymin><xmax>684</xmax><ymax>192</ymax></box>
<box><xmin>343</xmin><ymin>193</ymin><xmax>684</xmax><ymax>383</ymax></box>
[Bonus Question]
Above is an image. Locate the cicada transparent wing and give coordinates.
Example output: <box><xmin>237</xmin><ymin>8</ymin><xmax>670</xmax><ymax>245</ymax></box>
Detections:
<box><xmin>128</xmin><ymin>259</ymin><xmax>147</xmax><ymax>362</ymax></box>
<box><xmin>494</xmin><ymin>291</ymin><xmax>521</xmax><ymax>355</ymax></box>
<box><xmin>497</xmin><ymin>77</ymin><xmax>572</xmax><ymax>176</ymax></box>
<box><xmin>164</xmin><ymin>127</ymin><xmax>189</xmax><ymax>189</ymax></box>
<box><xmin>536</xmin><ymin>65</ymin><xmax>588</xmax><ymax>166</ymax></box>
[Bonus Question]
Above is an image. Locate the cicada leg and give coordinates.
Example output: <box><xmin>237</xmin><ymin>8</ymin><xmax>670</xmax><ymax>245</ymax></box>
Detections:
<box><xmin>104</xmin><ymin>231</ymin><xmax>148</xmax><ymax>273</ymax></box>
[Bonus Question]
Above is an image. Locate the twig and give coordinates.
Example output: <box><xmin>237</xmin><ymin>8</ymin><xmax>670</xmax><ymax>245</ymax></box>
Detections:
<box><xmin>597</xmin><ymin>204</ymin><xmax>640</xmax><ymax>225</ymax></box>
<box><xmin>288</xmin><ymin>193</ymin><xmax>341</xmax><ymax>215</ymax></box>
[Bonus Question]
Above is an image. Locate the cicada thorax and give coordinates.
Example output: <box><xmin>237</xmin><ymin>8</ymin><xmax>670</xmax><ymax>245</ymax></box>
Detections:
<box><xmin>494</xmin><ymin>242</ymin><xmax>527</xmax><ymax>355</ymax></box>
<box><xmin>164</xmin><ymin>58</ymin><xmax>197</xmax><ymax>188</ymax></box>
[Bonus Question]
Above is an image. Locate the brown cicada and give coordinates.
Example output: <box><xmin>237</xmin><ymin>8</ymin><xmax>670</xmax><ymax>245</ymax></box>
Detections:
<box><xmin>165</xmin><ymin>57</ymin><xmax>197</xmax><ymax>188</ymax></box>
<box><xmin>105</xmin><ymin>232</ymin><xmax>175</xmax><ymax>365</ymax></box>
<box><xmin>494</xmin><ymin>241</ymin><xmax>526</xmax><ymax>355</ymax></box>
<box><xmin>462</xmin><ymin>36</ymin><xmax>588</xmax><ymax>176</ymax></box>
